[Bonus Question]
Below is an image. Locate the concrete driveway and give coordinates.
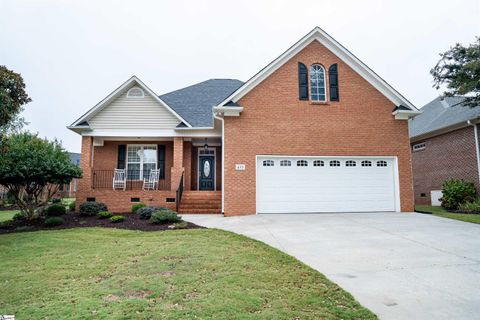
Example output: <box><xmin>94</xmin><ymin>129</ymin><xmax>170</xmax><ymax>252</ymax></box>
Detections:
<box><xmin>184</xmin><ymin>212</ymin><xmax>480</xmax><ymax>320</ymax></box>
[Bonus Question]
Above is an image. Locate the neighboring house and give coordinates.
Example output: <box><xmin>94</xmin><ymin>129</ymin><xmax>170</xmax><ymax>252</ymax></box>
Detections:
<box><xmin>56</xmin><ymin>152</ymin><xmax>81</xmax><ymax>198</ymax></box>
<box><xmin>68</xmin><ymin>27</ymin><xmax>420</xmax><ymax>216</ymax></box>
<box><xmin>409</xmin><ymin>97</ymin><xmax>480</xmax><ymax>205</ymax></box>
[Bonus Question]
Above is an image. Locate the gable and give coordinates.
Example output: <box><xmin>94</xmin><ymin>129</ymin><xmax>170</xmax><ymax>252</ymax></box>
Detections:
<box><xmin>88</xmin><ymin>83</ymin><xmax>181</xmax><ymax>131</ymax></box>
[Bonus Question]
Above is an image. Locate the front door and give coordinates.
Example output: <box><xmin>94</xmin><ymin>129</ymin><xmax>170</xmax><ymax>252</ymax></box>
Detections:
<box><xmin>199</xmin><ymin>155</ymin><xmax>215</xmax><ymax>190</ymax></box>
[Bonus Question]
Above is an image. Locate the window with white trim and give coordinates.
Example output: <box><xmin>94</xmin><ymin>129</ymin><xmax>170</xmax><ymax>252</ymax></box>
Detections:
<box><xmin>310</xmin><ymin>64</ymin><xmax>326</xmax><ymax>101</ymax></box>
<box><xmin>412</xmin><ymin>143</ymin><xmax>426</xmax><ymax>151</ymax></box>
<box><xmin>346</xmin><ymin>160</ymin><xmax>356</xmax><ymax>167</ymax></box>
<box><xmin>361</xmin><ymin>160</ymin><xmax>372</xmax><ymax>167</ymax></box>
<box><xmin>280</xmin><ymin>160</ymin><xmax>291</xmax><ymax>166</ymax></box>
<box><xmin>377</xmin><ymin>160</ymin><xmax>387</xmax><ymax>167</ymax></box>
<box><xmin>297</xmin><ymin>160</ymin><xmax>308</xmax><ymax>167</ymax></box>
<box><xmin>263</xmin><ymin>160</ymin><xmax>275</xmax><ymax>167</ymax></box>
<box><xmin>313</xmin><ymin>160</ymin><xmax>324</xmax><ymax>167</ymax></box>
<box><xmin>127</xmin><ymin>87</ymin><xmax>144</xmax><ymax>98</ymax></box>
<box><xmin>127</xmin><ymin>145</ymin><xmax>157</xmax><ymax>180</ymax></box>
<box><xmin>330</xmin><ymin>160</ymin><xmax>340</xmax><ymax>167</ymax></box>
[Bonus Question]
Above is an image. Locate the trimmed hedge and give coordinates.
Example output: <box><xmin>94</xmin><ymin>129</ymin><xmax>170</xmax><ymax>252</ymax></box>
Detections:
<box><xmin>150</xmin><ymin>210</ymin><xmax>181</xmax><ymax>224</ymax></box>
<box><xmin>97</xmin><ymin>211</ymin><xmax>113</xmax><ymax>219</ymax></box>
<box><xmin>138</xmin><ymin>206</ymin><xmax>168</xmax><ymax>220</ymax></box>
<box><xmin>44</xmin><ymin>217</ymin><xmax>64</xmax><ymax>227</ymax></box>
<box><xmin>79</xmin><ymin>202</ymin><xmax>108</xmax><ymax>216</ymax></box>
<box><xmin>132</xmin><ymin>203</ymin><xmax>146</xmax><ymax>214</ymax></box>
<box><xmin>45</xmin><ymin>204</ymin><xmax>66</xmax><ymax>217</ymax></box>
<box><xmin>110</xmin><ymin>215</ymin><xmax>125</xmax><ymax>223</ymax></box>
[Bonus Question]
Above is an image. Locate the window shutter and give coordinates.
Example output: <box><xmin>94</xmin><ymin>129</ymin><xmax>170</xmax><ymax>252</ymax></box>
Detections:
<box><xmin>117</xmin><ymin>145</ymin><xmax>126</xmax><ymax>169</ymax></box>
<box><xmin>158</xmin><ymin>145</ymin><xmax>166</xmax><ymax>179</ymax></box>
<box><xmin>298</xmin><ymin>62</ymin><xmax>309</xmax><ymax>100</ymax></box>
<box><xmin>329</xmin><ymin>64</ymin><xmax>339</xmax><ymax>101</ymax></box>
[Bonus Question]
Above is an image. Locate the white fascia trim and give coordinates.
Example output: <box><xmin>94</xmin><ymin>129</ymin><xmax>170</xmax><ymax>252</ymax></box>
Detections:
<box><xmin>175</xmin><ymin>127</ymin><xmax>215</xmax><ymax>130</ymax></box>
<box><xmin>70</xmin><ymin>76</ymin><xmax>192</xmax><ymax>128</ymax></box>
<box><xmin>217</xmin><ymin>27</ymin><xmax>418</xmax><ymax>112</ymax></box>
<box><xmin>213</xmin><ymin>106</ymin><xmax>243</xmax><ymax>116</ymax></box>
<box><xmin>81</xmin><ymin>129</ymin><xmax>221</xmax><ymax>138</ymax></box>
<box><xmin>393</xmin><ymin>110</ymin><xmax>422</xmax><ymax>120</ymax></box>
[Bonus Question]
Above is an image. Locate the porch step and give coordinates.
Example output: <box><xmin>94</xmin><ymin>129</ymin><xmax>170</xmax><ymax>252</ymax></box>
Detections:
<box><xmin>178</xmin><ymin>191</ymin><xmax>222</xmax><ymax>214</ymax></box>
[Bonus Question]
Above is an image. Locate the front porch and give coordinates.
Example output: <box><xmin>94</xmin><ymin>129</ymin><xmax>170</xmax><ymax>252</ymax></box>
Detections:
<box><xmin>77</xmin><ymin>136</ymin><xmax>222</xmax><ymax>213</ymax></box>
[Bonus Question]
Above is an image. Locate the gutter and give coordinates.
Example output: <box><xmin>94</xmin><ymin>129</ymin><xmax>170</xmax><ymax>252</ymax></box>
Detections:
<box><xmin>468</xmin><ymin>120</ymin><xmax>480</xmax><ymax>186</ymax></box>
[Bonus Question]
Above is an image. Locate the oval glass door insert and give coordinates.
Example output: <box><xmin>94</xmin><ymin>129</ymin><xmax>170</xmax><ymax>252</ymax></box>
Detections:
<box><xmin>204</xmin><ymin>160</ymin><xmax>211</xmax><ymax>177</ymax></box>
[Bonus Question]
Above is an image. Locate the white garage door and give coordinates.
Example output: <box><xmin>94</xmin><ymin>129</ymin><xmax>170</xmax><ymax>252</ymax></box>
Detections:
<box><xmin>256</xmin><ymin>156</ymin><xmax>397</xmax><ymax>213</ymax></box>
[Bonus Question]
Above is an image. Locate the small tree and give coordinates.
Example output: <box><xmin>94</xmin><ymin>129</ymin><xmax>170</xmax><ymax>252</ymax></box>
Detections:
<box><xmin>0</xmin><ymin>66</ymin><xmax>31</xmax><ymax>133</ymax></box>
<box><xmin>0</xmin><ymin>133</ymin><xmax>82</xmax><ymax>219</ymax></box>
<box><xmin>431</xmin><ymin>37</ymin><xmax>480</xmax><ymax>107</ymax></box>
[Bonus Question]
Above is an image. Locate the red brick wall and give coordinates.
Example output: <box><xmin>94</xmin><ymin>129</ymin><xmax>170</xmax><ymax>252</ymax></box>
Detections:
<box><xmin>411</xmin><ymin>126</ymin><xmax>479</xmax><ymax>205</ymax></box>
<box><xmin>223</xmin><ymin>40</ymin><xmax>414</xmax><ymax>216</ymax></box>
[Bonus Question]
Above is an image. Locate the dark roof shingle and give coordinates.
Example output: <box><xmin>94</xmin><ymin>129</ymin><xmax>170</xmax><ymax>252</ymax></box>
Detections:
<box><xmin>160</xmin><ymin>79</ymin><xmax>243</xmax><ymax>127</ymax></box>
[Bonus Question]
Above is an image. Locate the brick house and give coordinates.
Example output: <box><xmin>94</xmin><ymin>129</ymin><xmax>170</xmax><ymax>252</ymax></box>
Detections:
<box><xmin>68</xmin><ymin>27</ymin><xmax>420</xmax><ymax>216</ymax></box>
<box><xmin>409</xmin><ymin>96</ymin><xmax>480</xmax><ymax>205</ymax></box>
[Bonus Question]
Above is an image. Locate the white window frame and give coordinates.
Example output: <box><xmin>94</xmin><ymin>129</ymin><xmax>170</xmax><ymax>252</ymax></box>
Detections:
<box><xmin>377</xmin><ymin>160</ymin><xmax>388</xmax><ymax>167</ymax></box>
<box><xmin>127</xmin><ymin>86</ymin><xmax>145</xmax><ymax>98</ymax></box>
<box><xmin>412</xmin><ymin>143</ymin><xmax>426</xmax><ymax>151</ymax></box>
<box><xmin>361</xmin><ymin>160</ymin><xmax>372</xmax><ymax>167</ymax></box>
<box><xmin>330</xmin><ymin>160</ymin><xmax>340</xmax><ymax>167</ymax></box>
<box><xmin>126</xmin><ymin>144</ymin><xmax>157</xmax><ymax>180</ymax></box>
<box><xmin>346</xmin><ymin>160</ymin><xmax>356</xmax><ymax>167</ymax></box>
<box><xmin>310</xmin><ymin>64</ymin><xmax>327</xmax><ymax>102</ymax></box>
<box><xmin>280</xmin><ymin>160</ymin><xmax>291</xmax><ymax>166</ymax></box>
<box><xmin>313</xmin><ymin>160</ymin><xmax>324</xmax><ymax>167</ymax></box>
<box><xmin>263</xmin><ymin>159</ymin><xmax>275</xmax><ymax>167</ymax></box>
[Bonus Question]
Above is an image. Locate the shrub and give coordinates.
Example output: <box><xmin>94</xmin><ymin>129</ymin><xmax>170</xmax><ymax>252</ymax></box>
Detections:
<box><xmin>69</xmin><ymin>201</ymin><xmax>76</xmax><ymax>211</ymax></box>
<box><xmin>150</xmin><ymin>210</ymin><xmax>181</xmax><ymax>224</ymax></box>
<box><xmin>172</xmin><ymin>221</ymin><xmax>189</xmax><ymax>229</ymax></box>
<box><xmin>12</xmin><ymin>212</ymin><xmax>26</xmax><ymax>221</ymax></box>
<box><xmin>0</xmin><ymin>220</ymin><xmax>13</xmax><ymax>229</ymax></box>
<box><xmin>110</xmin><ymin>215</ymin><xmax>125</xmax><ymax>223</ymax></box>
<box><xmin>458</xmin><ymin>198</ymin><xmax>480</xmax><ymax>212</ymax></box>
<box><xmin>45</xmin><ymin>204</ymin><xmax>66</xmax><ymax>217</ymax></box>
<box><xmin>79</xmin><ymin>202</ymin><xmax>108</xmax><ymax>216</ymax></box>
<box><xmin>441</xmin><ymin>179</ymin><xmax>476</xmax><ymax>210</ymax></box>
<box><xmin>132</xmin><ymin>203</ymin><xmax>146</xmax><ymax>214</ymax></box>
<box><xmin>51</xmin><ymin>197</ymin><xmax>62</xmax><ymax>204</ymax></box>
<box><xmin>97</xmin><ymin>211</ymin><xmax>113</xmax><ymax>219</ymax></box>
<box><xmin>138</xmin><ymin>206</ymin><xmax>168</xmax><ymax>220</ymax></box>
<box><xmin>44</xmin><ymin>217</ymin><xmax>64</xmax><ymax>227</ymax></box>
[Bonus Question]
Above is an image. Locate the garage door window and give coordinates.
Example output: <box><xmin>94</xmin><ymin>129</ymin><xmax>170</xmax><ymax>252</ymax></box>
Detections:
<box><xmin>263</xmin><ymin>160</ymin><xmax>275</xmax><ymax>166</ymax></box>
<box><xmin>313</xmin><ymin>160</ymin><xmax>324</xmax><ymax>167</ymax></box>
<box><xmin>377</xmin><ymin>160</ymin><xmax>387</xmax><ymax>167</ymax></box>
<box><xmin>330</xmin><ymin>160</ymin><xmax>340</xmax><ymax>167</ymax></box>
<box><xmin>361</xmin><ymin>160</ymin><xmax>372</xmax><ymax>167</ymax></box>
<box><xmin>280</xmin><ymin>160</ymin><xmax>291</xmax><ymax>166</ymax></box>
<box><xmin>297</xmin><ymin>160</ymin><xmax>308</xmax><ymax>167</ymax></box>
<box><xmin>346</xmin><ymin>160</ymin><xmax>356</xmax><ymax>167</ymax></box>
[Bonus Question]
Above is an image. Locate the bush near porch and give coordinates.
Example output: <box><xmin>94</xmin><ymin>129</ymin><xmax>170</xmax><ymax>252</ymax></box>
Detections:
<box><xmin>0</xmin><ymin>228</ymin><xmax>376</xmax><ymax>319</ymax></box>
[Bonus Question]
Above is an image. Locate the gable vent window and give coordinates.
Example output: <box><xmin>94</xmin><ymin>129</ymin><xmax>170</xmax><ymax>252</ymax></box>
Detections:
<box><xmin>413</xmin><ymin>143</ymin><xmax>426</xmax><ymax>151</ymax></box>
<box><xmin>127</xmin><ymin>87</ymin><xmax>144</xmax><ymax>98</ymax></box>
<box><xmin>297</xmin><ymin>160</ymin><xmax>308</xmax><ymax>167</ymax></box>
<box><xmin>330</xmin><ymin>160</ymin><xmax>340</xmax><ymax>167</ymax></box>
<box><xmin>346</xmin><ymin>160</ymin><xmax>356</xmax><ymax>167</ymax></box>
<box><xmin>263</xmin><ymin>160</ymin><xmax>275</xmax><ymax>167</ymax></box>
<box><xmin>313</xmin><ymin>160</ymin><xmax>324</xmax><ymax>167</ymax></box>
<box><xmin>361</xmin><ymin>160</ymin><xmax>372</xmax><ymax>167</ymax></box>
<box><xmin>310</xmin><ymin>64</ymin><xmax>326</xmax><ymax>102</ymax></box>
<box><xmin>280</xmin><ymin>160</ymin><xmax>291</xmax><ymax>166</ymax></box>
<box><xmin>377</xmin><ymin>160</ymin><xmax>387</xmax><ymax>167</ymax></box>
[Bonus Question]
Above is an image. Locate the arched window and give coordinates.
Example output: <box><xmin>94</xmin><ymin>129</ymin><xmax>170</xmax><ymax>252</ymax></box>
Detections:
<box><xmin>280</xmin><ymin>160</ymin><xmax>291</xmax><ymax>166</ymax></box>
<box><xmin>297</xmin><ymin>160</ymin><xmax>308</xmax><ymax>167</ymax></box>
<box><xmin>361</xmin><ymin>160</ymin><xmax>372</xmax><ymax>167</ymax></box>
<box><xmin>263</xmin><ymin>160</ymin><xmax>275</xmax><ymax>167</ymax></box>
<box><xmin>346</xmin><ymin>160</ymin><xmax>356</xmax><ymax>167</ymax></box>
<box><xmin>329</xmin><ymin>160</ymin><xmax>340</xmax><ymax>167</ymax></box>
<box><xmin>310</xmin><ymin>64</ymin><xmax>326</xmax><ymax>101</ymax></box>
<box><xmin>127</xmin><ymin>87</ymin><xmax>144</xmax><ymax>98</ymax></box>
<box><xmin>313</xmin><ymin>160</ymin><xmax>324</xmax><ymax>167</ymax></box>
<box><xmin>377</xmin><ymin>160</ymin><xmax>387</xmax><ymax>167</ymax></box>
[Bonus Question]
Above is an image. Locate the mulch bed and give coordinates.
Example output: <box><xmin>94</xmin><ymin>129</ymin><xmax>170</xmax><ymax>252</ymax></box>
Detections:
<box><xmin>0</xmin><ymin>212</ymin><xmax>204</xmax><ymax>234</ymax></box>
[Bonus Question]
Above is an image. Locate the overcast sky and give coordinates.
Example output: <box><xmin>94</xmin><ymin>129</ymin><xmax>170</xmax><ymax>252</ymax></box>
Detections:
<box><xmin>1</xmin><ymin>0</ymin><xmax>478</xmax><ymax>152</ymax></box>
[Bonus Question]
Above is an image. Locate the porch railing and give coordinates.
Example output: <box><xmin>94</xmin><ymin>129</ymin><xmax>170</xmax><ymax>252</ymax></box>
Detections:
<box><xmin>92</xmin><ymin>170</ymin><xmax>168</xmax><ymax>190</ymax></box>
<box><xmin>176</xmin><ymin>172</ymin><xmax>184</xmax><ymax>212</ymax></box>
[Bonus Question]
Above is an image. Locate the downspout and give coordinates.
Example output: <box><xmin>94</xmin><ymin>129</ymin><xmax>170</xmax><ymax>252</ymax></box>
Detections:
<box><xmin>468</xmin><ymin>120</ymin><xmax>480</xmax><ymax>186</ymax></box>
<box><xmin>213</xmin><ymin>111</ymin><xmax>225</xmax><ymax>215</ymax></box>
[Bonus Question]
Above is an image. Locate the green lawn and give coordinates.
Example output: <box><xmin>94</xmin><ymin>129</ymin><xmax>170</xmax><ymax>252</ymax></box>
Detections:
<box><xmin>416</xmin><ymin>205</ymin><xmax>480</xmax><ymax>224</ymax></box>
<box><xmin>0</xmin><ymin>210</ymin><xmax>18</xmax><ymax>222</ymax></box>
<box><xmin>0</xmin><ymin>228</ymin><xmax>376</xmax><ymax>319</ymax></box>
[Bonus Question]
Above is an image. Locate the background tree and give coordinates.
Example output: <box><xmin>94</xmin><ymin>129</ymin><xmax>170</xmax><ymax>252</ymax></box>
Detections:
<box><xmin>0</xmin><ymin>133</ymin><xmax>82</xmax><ymax>219</ymax></box>
<box><xmin>431</xmin><ymin>37</ymin><xmax>480</xmax><ymax>107</ymax></box>
<box><xmin>0</xmin><ymin>66</ymin><xmax>31</xmax><ymax>133</ymax></box>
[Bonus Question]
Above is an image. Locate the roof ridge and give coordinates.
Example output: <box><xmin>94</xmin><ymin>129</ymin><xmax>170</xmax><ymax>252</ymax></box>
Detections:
<box><xmin>159</xmin><ymin>79</ymin><xmax>243</xmax><ymax>97</ymax></box>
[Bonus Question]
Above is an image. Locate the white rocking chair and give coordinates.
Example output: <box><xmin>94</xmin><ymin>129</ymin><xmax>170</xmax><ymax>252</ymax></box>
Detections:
<box><xmin>112</xmin><ymin>169</ymin><xmax>126</xmax><ymax>190</ymax></box>
<box><xmin>143</xmin><ymin>169</ymin><xmax>160</xmax><ymax>190</ymax></box>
